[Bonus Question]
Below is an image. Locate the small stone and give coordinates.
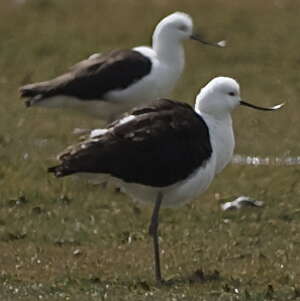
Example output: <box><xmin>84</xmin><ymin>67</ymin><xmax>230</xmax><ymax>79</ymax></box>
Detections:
<box><xmin>73</xmin><ymin>249</ymin><xmax>82</xmax><ymax>256</ymax></box>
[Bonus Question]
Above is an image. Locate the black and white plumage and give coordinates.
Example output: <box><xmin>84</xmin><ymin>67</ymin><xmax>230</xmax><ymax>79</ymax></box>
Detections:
<box><xmin>49</xmin><ymin>99</ymin><xmax>213</xmax><ymax>188</ymax></box>
<box><xmin>48</xmin><ymin>77</ymin><xmax>283</xmax><ymax>283</ymax></box>
<box><xmin>22</xmin><ymin>50</ymin><xmax>151</xmax><ymax>104</ymax></box>
<box><xmin>20</xmin><ymin>12</ymin><xmax>225</xmax><ymax>121</ymax></box>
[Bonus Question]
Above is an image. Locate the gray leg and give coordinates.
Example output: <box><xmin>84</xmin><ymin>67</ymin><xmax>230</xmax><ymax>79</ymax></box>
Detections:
<box><xmin>148</xmin><ymin>192</ymin><xmax>163</xmax><ymax>284</ymax></box>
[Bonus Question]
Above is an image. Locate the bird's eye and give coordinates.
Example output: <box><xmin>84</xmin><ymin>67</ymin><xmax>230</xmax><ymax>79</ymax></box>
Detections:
<box><xmin>178</xmin><ymin>24</ymin><xmax>188</xmax><ymax>31</ymax></box>
<box><xmin>228</xmin><ymin>92</ymin><xmax>236</xmax><ymax>96</ymax></box>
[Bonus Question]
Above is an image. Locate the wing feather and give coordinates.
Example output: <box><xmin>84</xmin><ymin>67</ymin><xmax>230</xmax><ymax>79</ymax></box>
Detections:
<box><xmin>20</xmin><ymin>49</ymin><xmax>152</xmax><ymax>102</ymax></box>
<box><xmin>49</xmin><ymin>99</ymin><xmax>213</xmax><ymax>187</ymax></box>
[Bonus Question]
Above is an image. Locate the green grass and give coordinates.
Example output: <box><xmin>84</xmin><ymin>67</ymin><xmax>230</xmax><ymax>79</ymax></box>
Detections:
<box><xmin>0</xmin><ymin>0</ymin><xmax>300</xmax><ymax>300</ymax></box>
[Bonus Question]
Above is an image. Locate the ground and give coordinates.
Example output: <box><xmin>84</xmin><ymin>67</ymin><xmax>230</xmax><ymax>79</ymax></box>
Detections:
<box><xmin>0</xmin><ymin>0</ymin><xmax>299</xmax><ymax>300</ymax></box>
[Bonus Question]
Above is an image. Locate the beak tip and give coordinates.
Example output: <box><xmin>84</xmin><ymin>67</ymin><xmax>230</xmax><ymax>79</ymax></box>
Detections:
<box><xmin>240</xmin><ymin>100</ymin><xmax>285</xmax><ymax>111</ymax></box>
<box><xmin>190</xmin><ymin>34</ymin><xmax>226</xmax><ymax>48</ymax></box>
<box><xmin>273</xmin><ymin>103</ymin><xmax>285</xmax><ymax>110</ymax></box>
<box><xmin>217</xmin><ymin>40</ymin><xmax>226</xmax><ymax>47</ymax></box>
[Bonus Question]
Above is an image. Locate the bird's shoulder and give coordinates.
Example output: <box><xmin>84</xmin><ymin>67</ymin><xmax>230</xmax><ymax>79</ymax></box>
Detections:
<box><xmin>108</xmin><ymin>98</ymin><xmax>206</xmax><ymax>137</ymax></box>
<box><xmin>81</xmin><ymin>99</ymin><xmax>207</xmax><ymax>149</ymax></box>
<box><xmin>69</xmin><ymin>49</ymin><xmax>151</xmax><ymax>76</ymax></box>
<box><xmin>57</xmin><ymin>99</ymin><xmax>200</xmax><ymax>160</ymax></box>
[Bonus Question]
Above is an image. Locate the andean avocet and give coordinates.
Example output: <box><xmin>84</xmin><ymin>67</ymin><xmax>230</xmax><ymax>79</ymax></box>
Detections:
<box><xmin>20</xmin><ymin>12</ymin><xmax>225</xmax><ymax>121</ymax></box>
<box><xmin>48</xmin><ymin>76</ymin><xmax>283</xmax><ymax>283</ymax></box>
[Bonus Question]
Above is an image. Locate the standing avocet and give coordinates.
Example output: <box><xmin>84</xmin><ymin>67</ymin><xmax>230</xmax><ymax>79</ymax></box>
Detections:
<box><xmin>20</xmin><ymin>12</ymin><xmax>225</xmax><ymax>121</ymax></box>
<box><xmin>48</xmin><ymin>77</ymin><xmax>283</xmax><ymax>283</ymax></box>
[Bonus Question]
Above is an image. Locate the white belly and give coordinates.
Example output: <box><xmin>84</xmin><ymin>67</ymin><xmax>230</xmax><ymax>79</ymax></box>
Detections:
<box><xmin>34</xmin><ymin>95</ymin><xmax>132</xmax><ymax>120</ymax></box>
<box><xmin>108</xmin><ymin>154</ymin><xmax>217</xmax><ymax>208</ymax></box>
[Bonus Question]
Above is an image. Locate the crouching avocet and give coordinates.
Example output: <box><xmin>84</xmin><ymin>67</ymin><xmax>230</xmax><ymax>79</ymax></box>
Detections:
<box><xmin>48</xmin><ymin>77</ymin><xmax>283</xmax><ymax>283</ymax></box>
<box><xmin>20</xmin><ymin>12</ymin><xmax>225</xmax><ymax>121</ymax></box>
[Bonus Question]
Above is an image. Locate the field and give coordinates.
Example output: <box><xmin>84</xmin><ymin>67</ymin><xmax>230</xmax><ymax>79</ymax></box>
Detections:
<box><xmin>0</xmin><ymin>0</ymin><xmax>300</xmax><ymax>300</ymax></box>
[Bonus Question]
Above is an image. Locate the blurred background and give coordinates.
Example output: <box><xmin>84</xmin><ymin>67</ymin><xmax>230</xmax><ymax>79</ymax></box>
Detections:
<box><xmin>0</xmin><ymin>0</ymin><xmax>299</xmax><ymax>299</ymax></box>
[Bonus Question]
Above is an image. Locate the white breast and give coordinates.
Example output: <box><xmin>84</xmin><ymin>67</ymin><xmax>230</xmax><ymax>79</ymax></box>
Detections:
<box><xmin>201</xmin><ymin>113</ymin><xmax>235</xmax><ymax>174</ymax></box>
<box><xmin>105</xmin><ymin>46</ymin><xmax>184</xmax><ymax>105</ymax></box>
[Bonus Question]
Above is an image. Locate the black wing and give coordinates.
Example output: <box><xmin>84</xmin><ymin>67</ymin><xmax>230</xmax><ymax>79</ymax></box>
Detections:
<box><xmin>20</xmin><ymin>49</ymin><xmax>152</xmax><ymax>103</ymax></box>
<box><xmin>48</xmin><ymin>99</ymin><xmax>213</xmax><ymax>187</ymax></box>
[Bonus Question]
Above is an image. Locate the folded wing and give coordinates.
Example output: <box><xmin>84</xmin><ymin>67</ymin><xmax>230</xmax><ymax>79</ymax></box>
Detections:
<box><xmin>48</xmin><ymin>99</ymin><xmax>213</xmax><ymax>187</ymax></box>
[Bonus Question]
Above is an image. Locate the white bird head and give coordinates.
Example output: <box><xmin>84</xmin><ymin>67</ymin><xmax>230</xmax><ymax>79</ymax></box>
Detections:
<box><xmin>153</xmin><ymin>12</ymin><xmax>226</xmax><ymax>48</ymax></box>
<box><xmin>153</xmin><ymin>12</ymin><xmax>194</xmax><ymax>44</ymax></box>
<box><xmin>195</xmin><ymin>77</ymin><xmax>241</xmax><ymax>117</ymax></box>
<box><xmin>195</xmin><ymin>76</ymin><xmax>284</xmax><ymax>118</ymax></box>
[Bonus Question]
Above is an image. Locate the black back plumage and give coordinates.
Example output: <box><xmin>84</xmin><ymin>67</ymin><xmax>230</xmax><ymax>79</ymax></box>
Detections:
<box><xmin>48</xmin><ymin>99</ymin><xmax>213</xmax><ymax>187</ymax></box>
<box><xmin>20</xmin><ymin>49</ymin><xmax>152</xmax><ymax>103</ymax></box>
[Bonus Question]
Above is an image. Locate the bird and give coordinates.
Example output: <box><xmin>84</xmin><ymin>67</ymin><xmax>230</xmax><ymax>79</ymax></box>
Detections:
<box><xmin>19</xmin><ymin>12</ymin><xmax>225</xmax><ymax>122</ymax></box>
<box><xmin>48</xmin><ymin>76</ymin><xmax>283</xmax><ymax>283</ymax></box>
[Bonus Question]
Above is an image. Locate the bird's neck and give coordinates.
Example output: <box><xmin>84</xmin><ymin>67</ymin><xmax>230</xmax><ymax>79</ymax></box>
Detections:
<box><xmin>199</xmin><ymin>111</ymin><xmax>235</xmax><ymax>174</ymax></box>
<box><xmin>153</xmin><ymin>37</ymin><xmax>185</xmax><ymax>67</ymax></box>
<box><xmin>196</xmin><ymin>103</ymin><xmax>234</xmax><ymax>126</ymax></box>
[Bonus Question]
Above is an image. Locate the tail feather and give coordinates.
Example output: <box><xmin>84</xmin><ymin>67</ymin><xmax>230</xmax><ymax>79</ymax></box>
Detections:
<box><xmin>48</xmin><ymin>165</ymin><xmax>68</xmax><ymax>177</ymax></box>
<box><xmin>19</xmin><ymin>84</ymin><xmax>36</xmax><ymax>98</ymax></box>
<box><xmin>20</xmin><ymin>82</ymin><xmax>48</xmax><ymax>97</ymax></box>
<box><xmin>19</xmin><ymin>81</ymin><xmax>52</xmax><ymax>107</ymax></box>
<box><xmin>48</xmin><ymin>161</ymin><xmax>84</xmax><ymax>177</ymax></box>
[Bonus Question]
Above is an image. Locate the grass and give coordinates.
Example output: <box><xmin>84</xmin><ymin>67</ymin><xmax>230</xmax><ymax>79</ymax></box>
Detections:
<box><xmin>0</xmin><ymin>0</ymin><xmax>300</xmax><ymax>299</ymax></box>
